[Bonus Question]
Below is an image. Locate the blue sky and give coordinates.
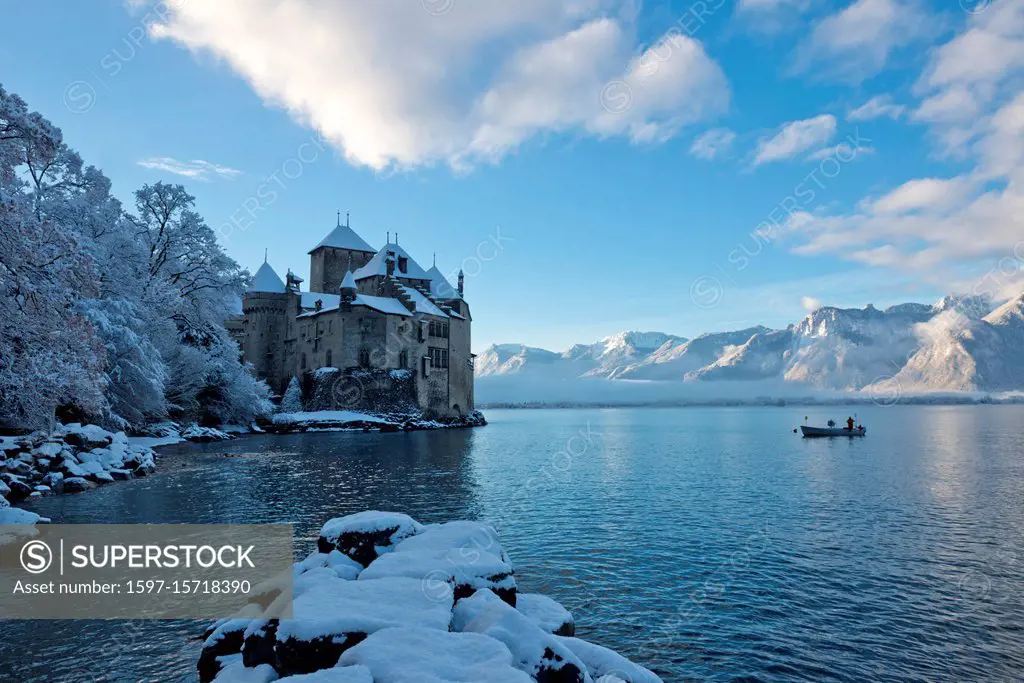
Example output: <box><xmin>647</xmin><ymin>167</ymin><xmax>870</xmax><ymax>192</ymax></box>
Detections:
<box><xmin>2</xmin><ymin>0</ymin><xmax>1021</xmax><ymax>352</ymax></box>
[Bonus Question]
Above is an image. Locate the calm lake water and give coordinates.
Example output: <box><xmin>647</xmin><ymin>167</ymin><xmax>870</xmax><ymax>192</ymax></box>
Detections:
<box><xmin>5</xmin><ymin>405</ymin><xmax>1024</xmax><ymax>682</ymax></box>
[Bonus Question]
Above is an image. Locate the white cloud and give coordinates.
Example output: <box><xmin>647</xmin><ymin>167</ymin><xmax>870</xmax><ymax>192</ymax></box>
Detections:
<box><xmin>807</xmin><ymin>141</ymin><xmax>874</xmax><ymax>161</ymax></box>
<box><xmin>801</xmin><ymin>295</ymin><xmax>823</xmax><ymax>311</ymax></box>
<box><xmin>866</xmin><ymin>177</ymin><xmax>973</xmax><ymax>215</ymax></box>
<box><xmin>147</xmin><ymin>1</ymin><xmax>729</xmax><ymax>171</ymax></box>
<box><xmin>753</xmin><ymin>114</ymin><xmax>836</xmax><ymax>165</ymax></box>
<box><xmin>689</xmin><ymin>128</ymin><xmax>737</xmax><ymax>160</ymax></box>
<box><xmin>791</xmin><ymin>0</ymin><xmax>937</xmax><ymax>82</ymax></box>
<box><xmin>847</xmin><ymin>95</ymin><xmax>905</xmax><ymax>121</ymax></box>
<box><xmin>783</xmin><ymin>3</ymin><xmax>1024</xmax><ymax>299</ymax></box>
<box><xmin>734</xmin><ymin>0</ymin><xmax>810</xmax><ymax>33</ymax></box>
<box><xmin>137</xmin><ymin>157</ymin><xmax>243</xmax><ymax>180</ymax></box>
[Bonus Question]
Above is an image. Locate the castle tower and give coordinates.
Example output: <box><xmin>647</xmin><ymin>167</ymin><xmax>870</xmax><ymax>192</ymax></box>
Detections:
<box><xmin>308</xmin><ymin>212</ymin><xmax>376</xmax><ymax>294</ymax></box>
<box><xmin>241</xmin><ymin>259</ymin><xmax>292</xmax><ymax>393</ymax></box>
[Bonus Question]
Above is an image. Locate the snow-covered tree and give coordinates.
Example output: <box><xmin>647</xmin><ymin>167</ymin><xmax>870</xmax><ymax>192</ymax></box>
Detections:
<box><xmin>0</xmin><ymin>84</ymin><xmax>269</xmax><ymax>430</ymax></box>
<box><xmin>280</xmin><ymin>377</ymin><xmax>304</xmax><ymax>413</ymax></box>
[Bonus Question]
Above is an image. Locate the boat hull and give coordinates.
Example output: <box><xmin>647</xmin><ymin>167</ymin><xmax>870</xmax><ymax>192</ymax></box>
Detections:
<box><xmin>801</xmin><ymin>426</ymin><xmax>866</xmax><ymax>437</ymax></box>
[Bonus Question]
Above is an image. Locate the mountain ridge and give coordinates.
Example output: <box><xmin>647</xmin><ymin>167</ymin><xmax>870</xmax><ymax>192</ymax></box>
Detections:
<box><xmin>476</xmin><ymin>294</ymin><xmax>1024</xmax><ymax>394</ymax></box>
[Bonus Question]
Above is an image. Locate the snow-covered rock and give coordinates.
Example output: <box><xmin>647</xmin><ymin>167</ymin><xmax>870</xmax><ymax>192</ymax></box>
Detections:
<box><xmin>273</xmin><ymin>575</ymin><xmax>453</xmax><ymax>675</ymax></box>
<box><xmin>317</xmin><ymin>511</ymin><xmax>424</xmax><ymax>567</ymax></box>
<box><xmin>337</xmin><ymin>627</ymin><xmax>534</xmax><ymax>683</ymax></box>
<box><xmin>453</xmin><ymin>589</ymin><xmax>588</xmax><ymax>682</ymax></box>
<box><xmin>517</xmin><ymin>592</ymin><xmax>575</xmax><ymax>636</ymax></box>
<box><xmin>559</xmin><ymin>637</ymin><xmax>662</xmax><ymax>683</ymax></box>
<box><xmin>195</xmin><ymin>512</ymin><xmax>662</xmax><ymax>683</ymax></box>
<box><xmin>0</xmin><ymin>423</ymin><xmax>157</xmax><ymax>535</ymax></box>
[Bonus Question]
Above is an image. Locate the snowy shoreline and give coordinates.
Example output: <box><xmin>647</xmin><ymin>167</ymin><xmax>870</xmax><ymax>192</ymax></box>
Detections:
<box><xmin>199</xmin><ymin>511</ymin><xmax>662</xmax><ymax>683</ymax></box>
<box><xmin>266</xmin><ymin>409</ymin><xmax>487</xmax><ymax>433</ymax></box>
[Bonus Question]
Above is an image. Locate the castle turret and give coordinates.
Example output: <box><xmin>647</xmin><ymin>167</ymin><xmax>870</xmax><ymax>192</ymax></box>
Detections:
<box><xmin>457</xmin><ymin>268</ymin><xmax>464</xmax><ymax>297</ymax></box>
<box><xmin>242</xmin><ymin>259</ymin><xmax>291</xmax><ymax>392</ymax></box>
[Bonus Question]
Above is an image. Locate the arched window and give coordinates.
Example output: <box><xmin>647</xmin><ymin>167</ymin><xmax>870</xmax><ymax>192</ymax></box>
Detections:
<box><xmin>399</xmin><ymin>350</ymin><xmax>408</xmax><ymax>369</ymax></box>
<box><xmin>301</xmin><ymin>353</ymin><xmax>307</xmax><ymax>369</ymax></box>
<box><xmin>325</xmin><ymin>349</ymin><xmax>332</xmax><ymax>367</ymax></box>
<box><xmin>359</xmin><ymin>349</ymin><xmax>370</xmax><ymax>367</ymax></box>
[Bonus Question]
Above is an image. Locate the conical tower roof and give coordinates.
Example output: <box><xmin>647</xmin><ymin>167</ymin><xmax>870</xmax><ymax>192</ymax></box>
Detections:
<box><xmin>248</xmin><ymin>261</ymin><xmax>286</xmax><ymax>293</ymax></box>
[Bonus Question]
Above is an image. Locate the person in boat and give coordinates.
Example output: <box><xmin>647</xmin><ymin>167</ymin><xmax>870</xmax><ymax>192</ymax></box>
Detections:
<box><xmin>846</xmin><ymin>416</ymin><xmax>855</xmax><ymax>431</ymax></box>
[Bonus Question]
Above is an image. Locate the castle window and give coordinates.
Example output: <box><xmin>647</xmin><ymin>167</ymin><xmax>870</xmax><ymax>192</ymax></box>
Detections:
<box><xmin>442</xmin><ymin>323</ymin><xmax>449</xmax><ymax>338</ymax></box>
<box><xmin>359</xmin><ymin>349</ymin><xmax>370</xmax><ymax>367</ymax></box>
<box><xmin>398</xmin><ymin>256</ymin><xmax>408</xmax><ymax>273</ymax></box>
<box><xmin>399</xmin><ymin>350</ymin><xmax>408</xmax><ymax>369</ymax></box>
<box><xmin>428</xmin><ymin>347</ymin><xmax>449</xmax><ymax>369</ymax></box>
<box><xmin>326</xmin><ymin>349</ymin><xmax>332</xmax><ymax>367</ymax></box>
<box><xmin>301</xmin><ymin>353</ymin><xmax>307</xmax><ymax>370</ymax></box>
<box><xmin>328</xmin><ymin>320</ymin><xmax>332</xmax><ymax>334</ymax></box>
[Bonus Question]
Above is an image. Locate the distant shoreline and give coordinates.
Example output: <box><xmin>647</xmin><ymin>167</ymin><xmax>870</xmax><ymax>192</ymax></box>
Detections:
<box><xmin>479</xmin><ymin>395</ymin><xmax>1024</xmax><ymax>409</ymax></box>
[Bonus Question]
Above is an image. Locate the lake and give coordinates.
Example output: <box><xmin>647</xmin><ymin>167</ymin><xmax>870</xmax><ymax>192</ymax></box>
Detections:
<box><xmin>5</xmin><ymin>405</ymin><xmax>1024</xmax><ymax>681</ymax></box>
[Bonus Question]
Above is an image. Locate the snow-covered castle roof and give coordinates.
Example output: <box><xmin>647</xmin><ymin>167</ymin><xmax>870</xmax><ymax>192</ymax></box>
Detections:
<box><xmin>426</xmin><ymin>264</ymin><xmax>461</xmax><ymax>299</ymax></box>
<box><xmin>354</xmin><ymin>243</ymin><xmax>430</xmax><ymax>281</ymax></box>
<box><xmin>248</xmin><ymin>261</ymin><xmax>287</xmax><ymax>293</ymax></box>
<box><xmin>309</xmin><ymin>219</ymin><xmax>376</xmax><ymax>254</ymax></box>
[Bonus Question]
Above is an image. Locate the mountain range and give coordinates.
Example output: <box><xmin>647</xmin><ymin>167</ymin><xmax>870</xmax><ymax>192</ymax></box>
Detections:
<box><xmin>475</xmin><ymin>293</ymin><xmax>1024</xmax><ymax>399</ymax></box>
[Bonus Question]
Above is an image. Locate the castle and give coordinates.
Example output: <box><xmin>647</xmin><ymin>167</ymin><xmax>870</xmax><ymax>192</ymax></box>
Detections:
<box><xmin>231</xmin><ymin>215</ymin><xmax>473</xmax><ymax>418</ymax></box>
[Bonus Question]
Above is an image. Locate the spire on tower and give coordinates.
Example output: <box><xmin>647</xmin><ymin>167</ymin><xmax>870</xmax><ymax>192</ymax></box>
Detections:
<box><xmin>395</xmin><ymin>232</ymin><xmax>399</xmax><ymax>245</ymax></box>
<box><xmin>346</xmin><ymin>211</ymin><xmax>350</xmax><ymax>227</ymax></box>
<box><xmin>264</xmin><ymin>248</ymin><xmax>268</xmax><ymax>263</ymax></box>
<box><xmin>387</xmin><ymin>231</ymin><xmax>390</xmax><ymax>243</ymax></box>
<box><xmin>336</xmin><ymin>210</ymin><xmax>341</xmax><ymax>227</ymax></box>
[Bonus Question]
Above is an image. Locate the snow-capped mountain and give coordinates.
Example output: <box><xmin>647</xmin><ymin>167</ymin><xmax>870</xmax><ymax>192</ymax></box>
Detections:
<box><xmin>615</xmin><ymin>327</ymin><xmax>768</xmax><ymax>380</ymax></box>
<box><xmin>476</xmin><ymin>293</ymin><xmax>1024</xmax><ymax>396</ymax></box>
<box><xmin>869</xmin><ymin>294</ymin><xmax>1024</xmax><ymax>392</ymax></box>
<box><xmin>475</xmin><ymin>332</ymin><xmax>686</xmax><ymax>380</ymax></box>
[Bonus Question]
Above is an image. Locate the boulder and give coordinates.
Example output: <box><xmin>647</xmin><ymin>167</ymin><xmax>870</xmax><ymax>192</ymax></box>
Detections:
<box><xmin>337</xmin><ymin>626</ymin><xmax>533</xmax><ymax>682</ymax></box>
<box><xmin>62</xmin><ymin>477</ymin><xmax>95</xmax><ymax>494</ymax></box>
<box><xmin>558</xmin><ymin>636</ymin><xmax>663</xmax><ymax>683</ymax></box>
<box><xmin>5</xmin><ymin>478</ymin><xmax>32</xmax><ymax>502</ymax></box>
<box><xmin>0</xmin><ymin>479</ymin><xmax>10</xmax><ymax>500</ymax></box>
<box><xmin>316</xmin><ymin>511</ymin><xmax>423</xmax><ymax>567</ymax></box>
<box><xmin>453</xmin><ymin>589</ymin><xmax>588</xmax><ymax>683</ymax></box>
<box><xmin>359</xmin><ymin>547</ymin><xmax>515</xmax><ymax>606</ymax></box>
<box><xmin>241</xmin><ymin>619</ymin><xmax>278</xmax><ymax>669</ymax></box>
<box><xmin>517</xmin><ymin>593</ymin><xmax>576</xmax><ymax>636</ymax></box>
<box><xmin>109</xmin><ymin>469</ymin><xmax>134</xmax><ymax>481</ymax></box>
<box><xmin>211</xmin><ymin>655</ymin><xmax>278</xmax><ymax>682</ymax></box>
<box><xmin>274</xmin><ymin>574</ymin><xmax>452</xmax><ymax>676</ymax></box>
<box><xmin>198</xmin><ymin>619</ymin><xmax>249</xmax><ymax>683</ymax></box>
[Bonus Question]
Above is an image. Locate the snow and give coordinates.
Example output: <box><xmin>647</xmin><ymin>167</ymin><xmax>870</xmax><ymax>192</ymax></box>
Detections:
<box><xmin>276</xmin><ymin>576</ymin><xmax>453</xmax><ymax>642</ymax></box>
<box><xmin>340</xmin><ymin>269</ymin><xmax>357</xmax><ymax>291</ymax></box>
<box><xmin>395</xmin><ymin>283</ymin><xmax>448</xmax><ymax>318</ymax></box>
<box><xmin>452</xmin><ymin>589</ymin><xmax>587</xmax><ymax>680</ymax></box>
<box><xmin>0</xmin><ymin>507</ymin><xmax>48</xmax><ymax>525</ymax></box>
<box><xmin>358</xmin><ymin>547</ymin><xmax>511</xmax><ymax>587</ymax></box>
<box><xmin>353</xmin><ymin>294</ymin><xmax>413</xmax><ymax>317</ymax></box>
<box><xmin>214</xmin><ymin>656</ymin><xmax>279</xmax><ymax>682</ymax></box>
<box><xmin>393</xmin><ymin>520</ymin><xmax>508</xmax><ymax>563</ymax></box>
<box><xmin>273</xmin><ymin>411</ymin><xmax>391</xmax><ymax>426</ymax></box>
<box><xmin>309</xmin><ymin>223</ymin><xmax>376</xmax><ymax>254</ymax></box>
<box><xmin>425</xmin><ymin>264</ymin><xmax>461</xmax><ymax>299</ymax></box>
<box><xmin>320</xmin><ymin>511</ymin><xmax>423</xmax><ymax>549</ymax></box>
<box><xmin>297</xmin><ymin>293</ymin><xmax>412</xmax><ymax>318</ymax></box>
<box><xmin>559</xmin><ymin>637</ymin><xmax>663</xmax><ymax>683</ymax></box>
<box><xmin>353</xmin><ymin>243</ymin><xmax>430</xmax><ymax>281</ymax></box>
<box><xmin>516</xmin><ymin>593</ymin><xmax>574</xmax><ymax>634</ymax></box>
<box><xmin>249</xmin><ymin>262</ymin><xmax>287</xmax><ymax>294</ymax></box>
<box><xmin>276</xmin><ymin>666</ymin><xmax>372</xmax><ymax>682</ymax></box>
<box><xmin>337</xmin><ymin>626</ymin><xmax>534</xmax><ymax>683</ymax></box>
